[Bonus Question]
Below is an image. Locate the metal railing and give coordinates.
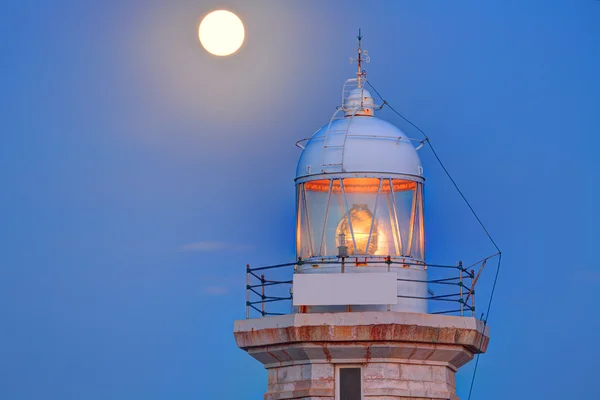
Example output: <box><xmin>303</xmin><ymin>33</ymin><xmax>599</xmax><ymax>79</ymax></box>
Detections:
<box><xmin>245</xmin><ymin>262</ymin><xmax>295</xmax><ymax>318</ymax></box>
<box><xmin>245</xmin><ymin>255</ymin><xmax>495</xmax><ymax>319</ymax></box>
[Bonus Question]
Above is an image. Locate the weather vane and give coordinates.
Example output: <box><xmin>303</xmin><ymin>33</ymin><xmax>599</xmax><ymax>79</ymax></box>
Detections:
<box><xmin>349</xmin><ymin>28</ymin><xmax>370</xmax><ymax>87</ymax></box>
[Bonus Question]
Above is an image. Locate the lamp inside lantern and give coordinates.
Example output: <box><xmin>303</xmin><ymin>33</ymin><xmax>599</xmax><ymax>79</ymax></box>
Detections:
<box><xmin>336</xmin><ymin>204</ymin><xmax>378</xmax><ymax>255</ymax></box>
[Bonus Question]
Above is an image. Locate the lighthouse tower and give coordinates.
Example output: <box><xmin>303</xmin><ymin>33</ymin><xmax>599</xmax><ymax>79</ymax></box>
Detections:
<box><xmin>234</xmin><ymin>34</ymin><xmax>489</xmax><ymax>400</ymax></box>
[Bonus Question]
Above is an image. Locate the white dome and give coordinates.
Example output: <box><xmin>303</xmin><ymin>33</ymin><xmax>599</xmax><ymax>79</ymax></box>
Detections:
<box><xmin>296</xmin><ymin>116</ymin><xmax>423</xmax><ymax>180</ymax></box>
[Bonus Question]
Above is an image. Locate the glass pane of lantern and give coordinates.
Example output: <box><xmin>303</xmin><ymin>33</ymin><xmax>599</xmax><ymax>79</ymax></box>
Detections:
<box><xmin>304</xmin><ymin>180</ymin><xmax>332</xmax><ymax>257</ymax></box>
<box><xmin>410</xmin><ymin>183</ymin><xmax>425</xmax><ymax>260</ymax></box>
<box><xmin>296</xmin><ymin>184</ymin><xmax>312</xmax><ymax>258</ymax></box>
<box><xmin>392</xmin><ymin>179</ymin><xmax>418</xmax><ymax>257</ymax></box>
<box><xmin>323</xmin><ymin>179</ymin><xmax>347</xmax><ymax>256</ymax></box>
<box><xmin>374</xmin><ymin>180</ymin><xmax>400</xmax><ymax>257</ymax></box>
<box><xmin>296</xmin><ymin>178</ymin><xmax>424</xmax><ymax>260</ymax></box>
<box><xmin>337</xmin><ymin>178</ymin><xmax>380</xmax><ymax>255</ymax></box>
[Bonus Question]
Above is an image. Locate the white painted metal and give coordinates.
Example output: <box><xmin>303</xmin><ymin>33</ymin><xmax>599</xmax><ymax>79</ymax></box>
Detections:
<box><xmin>341</xmin><ymin>78</ymin><xmax>360</xmax><ymax>110</ymax></box>
<box><xmin>295</xmin><ymin>263</ymin><xmax>427</xmax><ymax>313</ymax></box>
<box><xmin>297</xmin><ymin>116</ymin><xmax>423</xmax><ymax>179</ymax></box>
<box><xmin>321</xmin><ymin>107</ymin><xmax>358</xmax><ymax>172</ymax></box>
<box><xmin>293</xmin><ymin>273</ymin><xmax>398</xmax><ymax>306</ymax></box>
<box><xmin>341</xmin><ymin>79</ymin><xmax>376</xmax><ymax>115</ymax></box>
<box><xmin>343</xmin><ymin>85</ymin><xmax>375</xmax><ymax>116</ymax></box>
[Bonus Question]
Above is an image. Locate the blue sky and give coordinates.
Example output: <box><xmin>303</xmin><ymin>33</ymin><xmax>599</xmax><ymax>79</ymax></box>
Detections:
<box><xmin>1</xmin><ymin>0</ymin><xmax>599</xmax><ymax>399</ymax></box>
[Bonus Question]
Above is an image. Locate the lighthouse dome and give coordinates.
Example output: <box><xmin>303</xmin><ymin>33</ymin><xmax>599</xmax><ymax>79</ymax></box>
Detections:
<box><xmin>296</xmin><ymin>115</ymin><xmax>423</xmax><ymax>180</ymax></box>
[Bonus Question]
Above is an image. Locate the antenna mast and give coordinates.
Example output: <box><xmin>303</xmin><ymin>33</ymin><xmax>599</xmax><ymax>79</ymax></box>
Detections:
<box><xmin>351</xmin><ymin>28</ymin><xmax>370</xmax><ymax>88</ymax></box>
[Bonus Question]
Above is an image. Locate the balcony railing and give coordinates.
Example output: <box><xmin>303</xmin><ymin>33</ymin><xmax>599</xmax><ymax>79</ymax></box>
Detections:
<box><xmin>245</xmin><ymin>255</ymin><xmax>496</xmax><ymax>319</ymax></box>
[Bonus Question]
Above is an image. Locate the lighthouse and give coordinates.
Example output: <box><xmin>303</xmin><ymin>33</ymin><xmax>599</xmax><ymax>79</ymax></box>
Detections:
<box><xmin>234</xmin><ymin>34</ymin><xmax>489</xmax><ymax>400</ymax></box>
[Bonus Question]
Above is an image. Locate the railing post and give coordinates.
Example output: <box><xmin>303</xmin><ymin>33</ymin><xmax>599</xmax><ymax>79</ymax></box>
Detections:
<box><xmin>386</xmin><ymin>255</ymin><xmax>392</xmax><ymax>312</ymax></box>
<box><xmin>246</xmin><ymin>264</ymin><xmax>251</xmax><ymax>319</ymax></box>
<box><xmin>296</xmin><ymin>258</ymin><xmax>304</xmax><ymax>314</ymax></box>
<box><xmin>261</xmin><ymin>274</ymin><xmax>266</xmax><ymax>316</ymax></box>
<box><xmin>471</xmin><ymin>269</ymin><xmax>475</xmax><ymax>317</ymax></box>
<box><xmin>458</xmin><ymin>261</ymin><xmax>464</xmax><ymax>316</ymax></box>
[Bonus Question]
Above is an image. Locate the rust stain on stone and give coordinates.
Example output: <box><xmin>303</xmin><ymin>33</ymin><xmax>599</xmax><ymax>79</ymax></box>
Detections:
<box><xmin>266</xmin><ymin>349</ymin><xmax>282</xmax><ymax>364</ymax></box>
<box><xmin>317</xmin><ymin>375</ymin><xmax>335</xmax><ymax>382</ymax></box>
<box><xmin>235</xmin><ymin>322</ymin><xmax>488</xmax><ymax>354</ymax></box>
<box><xmin>407</xmin><ymin>345</ymin><xmax>418</xmax><ymax>360</ymax></box>
<box><xmin>333</xmin><ymin>325</ymin><xmax>356</xmax><ymax>339</ymax></box>
<box><xmin>369</xmin><ymin>324</ymin><xmax>388</xmax><ymax>340</ymax></box>
<box><xmin>321</xmin><ymin>343</ymin><xmax>332</xmax><ymax>363</ymax></box>
<box><xmin>423</xmin><ymin>347</ymin><xmax>436</xmax><ymax>361</ymax></box>
<box><xmin>365</xmin><ymin>344</ymin><xmax>372</xmax><ymax>365</ymax></box>
<box><xmin>281</xmin><ymin>349</ymin><xmax>294</xmax><ymax>365</ymax></box>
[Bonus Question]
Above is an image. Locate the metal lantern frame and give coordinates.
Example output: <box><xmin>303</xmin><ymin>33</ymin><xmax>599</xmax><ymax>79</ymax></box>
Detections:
<box><xmin>295</xmin><ymin>172</ymin><xmax>425</xmax><ymax>265</ymax></box>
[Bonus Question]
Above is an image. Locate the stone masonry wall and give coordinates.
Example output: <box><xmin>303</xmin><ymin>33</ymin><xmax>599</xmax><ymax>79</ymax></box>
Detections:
<box><xmin>264</xmin><ymin>361</ymin><xmax>457</xmax><ymax>400</ymax></box>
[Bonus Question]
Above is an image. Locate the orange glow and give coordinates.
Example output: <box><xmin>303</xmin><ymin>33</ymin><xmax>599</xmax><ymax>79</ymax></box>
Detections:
<box><xmin>304</xmin><ymin>178</ymin><xmax>416</xmax><ymax>193</ymax></box>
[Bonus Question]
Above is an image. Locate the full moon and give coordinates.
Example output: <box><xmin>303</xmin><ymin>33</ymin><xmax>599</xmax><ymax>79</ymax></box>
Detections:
<box><xmin>199</xmin><ymin>10</ymin><xmax>245</xmax><ymax>56</ymax></box>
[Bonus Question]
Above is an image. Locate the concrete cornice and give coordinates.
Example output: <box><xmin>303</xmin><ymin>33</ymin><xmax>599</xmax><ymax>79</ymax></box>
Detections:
<box><xmin>234</xmin><ymin>312</ymin><xmax>489</xmax><ymax>355</ymax></box>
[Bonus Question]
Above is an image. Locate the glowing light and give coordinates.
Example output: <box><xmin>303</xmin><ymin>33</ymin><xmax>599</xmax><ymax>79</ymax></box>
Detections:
<box><xmin>337</xmin><ymin>204</ymin><xmax>378</xmax><ymax>255</ymax></box>
<box><xmin>199</xmin><ymin>10</ymin><xmax>245</xmax><ymax>56</ymax></box>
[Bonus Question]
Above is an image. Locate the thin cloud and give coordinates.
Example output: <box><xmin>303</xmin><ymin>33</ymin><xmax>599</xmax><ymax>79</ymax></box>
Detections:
<box><xmin>181</xmin><ymin>241</ymin><xmax>226</xmax><ymax>251</ymax></box>
<box><xmin>203</xmin><ymin>286</ymin><xmax>229</xmax><ymax>295</ymax></box>
<box><xmin>574</xmin><ymin>271</ymin><xmax>600</xmax><ymax>282</ymax></box>
<box><xmin>179</xmin><ymin>241</ymin><xmax>255</xmax><ymax>252</ymax></box>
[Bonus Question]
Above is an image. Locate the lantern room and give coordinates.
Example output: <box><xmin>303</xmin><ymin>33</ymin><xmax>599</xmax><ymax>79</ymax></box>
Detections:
<box><xmin>296</xmin><ymin>177</ymin><xmax>424</xmax><ymax>261</ymax></box>
<box><xmin>292</xmin><ymin>79</ymin><xmax>428</xmax><ymax>313</ymax></box>
<box><xmin>295</xmin><ymin>88</ymin><xmax>426</xmax><ymax>264</ymax></box>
